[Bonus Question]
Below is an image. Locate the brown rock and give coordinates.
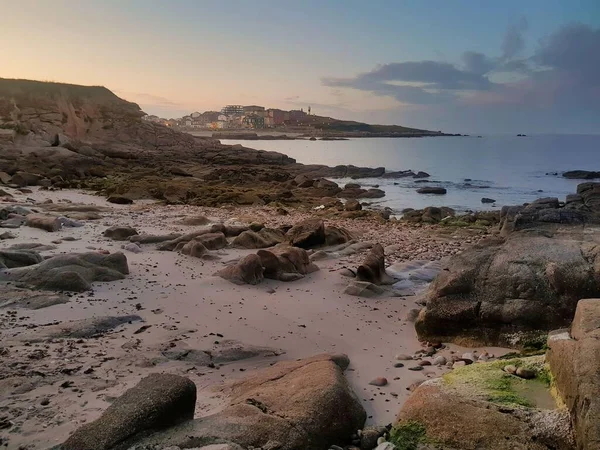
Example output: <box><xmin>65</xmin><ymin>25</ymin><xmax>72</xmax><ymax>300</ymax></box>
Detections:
<box><xmin>62</xmin><ymin>373</ymin><xmax>196</xmax><ymax>450</ymax></box>
<box><xmin>286</xmin><ymin>218</ymin><xmax>326</xmax><ymax>249</ymax></box>
<box><xmin>25</xmin><ymin>213</ymin><xmax>61</xmax><ymax>232</ymax></box>
<box><xmin>216</xmin><ymin>254</ymin><xmax>265</xmax><ymax>285</ymax></box>
<box><xmin>356</xmin><ymin>244</ymin><xmax>392</xmax><ymax>285</ymax></box>
<box><xmin>195</xmin><ymin>232</ymin><xmax>227</xmax><ymax>250</ymax></box>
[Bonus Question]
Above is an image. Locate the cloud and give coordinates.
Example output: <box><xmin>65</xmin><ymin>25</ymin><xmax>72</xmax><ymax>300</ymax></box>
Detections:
<box><xmin>321</xmin><ymin>21</ymin><xmax>600</xmax><ymax>114</ymax></box>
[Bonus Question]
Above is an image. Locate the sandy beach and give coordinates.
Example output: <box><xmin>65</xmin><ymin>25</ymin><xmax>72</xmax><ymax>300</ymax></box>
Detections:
<box><xmin>0</xmin><ymin>185</ymin><xmax>508</xmax><ymax>449</ymax></box>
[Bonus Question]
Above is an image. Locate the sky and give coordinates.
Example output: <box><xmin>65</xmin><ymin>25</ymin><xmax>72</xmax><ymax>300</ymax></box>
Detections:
<box><xmin>2</xmin><ymin>0</ymin><xmax>600</xmax><ymax>134</ymax></box>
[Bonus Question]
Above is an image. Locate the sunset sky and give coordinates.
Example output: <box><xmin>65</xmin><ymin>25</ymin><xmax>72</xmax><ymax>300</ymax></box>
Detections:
<box><xmin>3</xmin><ymin>0</ymin><xmax>599</xmax><ymax>133</ymax></box>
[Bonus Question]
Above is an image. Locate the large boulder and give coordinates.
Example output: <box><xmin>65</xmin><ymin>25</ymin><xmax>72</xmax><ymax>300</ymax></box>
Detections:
<box><xmin>194</xmin><ymin>232</ymin><xmax>227</xmax><ymax>250</ymax></box>
<box><xmin>356</xmin><ymin>244</ymin><xmax>393</xmax><ymax>285</ymax></box>
<box><xmin>0</xmin><ymin>249</ymin><xmax>43</xmax><ymax>268</ymax></box>
<box><xmin>25</xmin><ymin>213</ymin><xmax>61</xmax><ymax>232</ymax></box>
<box><xmin>179</xmin><ymin>240</ymin><xmax>208</xmax><ymax>258</ymax></box>
<box><xmin>231</xmin><ymin>228</ymin><xmax>285</xmax><ymax>249</ymax></box>
<box><xmin>257</xmin><ymin>245</ymin><xmax>319</xmax><ymax>282</ymax></box>
<box><xmin>324</xmin><ymin>225</ymin><xmax>354</xmax><ymax>246</ymax></box>
<box><xmin>547</xmin><ymin>299</ymin><xmax>600</xmax><ymax>449</ymax></box>
<box><xmin>215</xmin><ymin>254</ymin><xmax>265</xmax><ymax>285</ymax></box>
<box><xmin>286</xmin><ymin>218</ymin><xmax>326</xmax><ymax>249</ymax></box>
<box><xmin>416</xmin><ymin>234</ymin><xmax>600</xmax><ymax>345</ymax></box>
<box><xmin>0</xmin><ymin>252</ymin><xmax>129</xmax><ymax>292</ymax></box>
<box><xmin>394</xmin><ymin>356</ymin><xmax>573</xmax><ymax>450</ymax></box>
<box><xmin>121</xmin><ymin>354</ymin><xmax>366</xmax><ymax>450</ymax></box>
<box><xmin>563</xmin><ymin>170</ymin><xmax>600</xmax><ymax>180</ymax></box>
<box><xmin>62</xmin><ymin>373</ymin><xmax>196</xmax><ymax>450</ymax></box>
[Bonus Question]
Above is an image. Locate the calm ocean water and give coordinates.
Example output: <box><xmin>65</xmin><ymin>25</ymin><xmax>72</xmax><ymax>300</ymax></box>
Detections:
<box><xmin>222</xmin><ymin>135</ymin><xmax>600</xmax><ymax>213</ymax></box>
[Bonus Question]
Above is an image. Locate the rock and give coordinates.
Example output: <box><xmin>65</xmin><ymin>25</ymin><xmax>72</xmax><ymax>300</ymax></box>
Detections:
<box><xmin>395</xmin><ymin>372</ymin><xmax>572</xmax><ymax>450</ymax></box>
<box><xmin>345</xmin><ymin>200</ymin><xmax>362</xmax><ymax>211</ymax></box>
<box><xmin>547</xmin><ymin>299</ymin><xmax>600</xmax><ymax>449</ymax></box>
<box><xmin>416</xmin><ymin>187</ymin><xmax>447</xmax><ymax>195</ymax></box>
<box><xmin>344</xmin><ymin>281</ymin><xmax>385</xmax><ymax>298</ymax></box>
<box><xmin>360</xmin><ymin>426</ymin><xmax>387</xmax><ymax>449</ymax></box>
<box><xmin>402</xmin><ymin>206</ymin><xmax>455</xmax><ymax>224</ymax></box>
<box><xmin>416</xmin><ymin>233</ymin><xmax>600</xmax><ymax>345</ymax></box>
<box><xmin>103</xmin><ymin>226</ymin><xmax>138</xmax><ymax>241</ymax></box>
<box><xmin>515</xmin><ymin>367</ymin><xmax>536</xmax><ymax>379</ymax></box>
<box><xmin>356</xmin><ymin>244</ymin><xmax>393</xmax><ymax>285</ymax></box>
<box><xmin>195</xmin><ymin>232</ymin><xmax>227</xmax><ymax>250</ymax></box>
<box><xmin>257</xmin><ymin>245</ymin><xmax>319</xmax><ymax>282</ymax></box>
<box><xmin>395</xmin><ymin>354</ymin><xmax>413</xmax><ymax>361</ymax></box>
<box><xmin>216</xmin><ymin>254</ymin><xmax>264</xmax><ymax>285</ymax></box>
<box><xmin>432</xmin><ymin>356</ymin><xmax>447</xmax><ymax>366</ymax></box>
<box><xmin>10</xmin><ymin>171</ymin><xmax>42</xmax><ymax>187</ymax></box>
<box><xmin>369</xmin><ymin>377</ymin><xmax>388</xmax><ymax>387</ymax></box>
<box><xmin>286</xmin><ymin>218</ymin><xmax>326</xmax><ymax>249</ymax></box>
<box><xmin>338</xmin><ymin>187</ymin><xmax>386</xmax><ymax>199</ymax></box>
<box><xmin>374</xmin><ymin>443</ymin><xmax>396</xmax><ymax>450</ymax></box>
<box><xmin>231</xmin><ymin>228</ymin><xmax>285</xmax><ymax>249</ymax></box>
<box><xmin>0</xmin><ymin>250</ymin><xmax>43</xmax><ymax>268</ymax></box>
<box><xmin>122</xmin><ymin>242</ymin><xmax>142</xmax><ymax>254</ymax></box>
<box><xmin>408</xmin><ymin>366</ymin><xmax>424</xmax><ymax>371</ymax></box>
<box><xmin>176</xmin><ymin>215</ymin><xmax>211</xmax><ymax>226</ymax></box>
<box><xmin>461</xmin><ymin>353</ymin><xmax>475</xmax><ymax>362</ymax></box>
<box><xmin>25</xmin><ymin>213</ymin><xmax>61</xmax><ymax>232</ymax></box>
<box><xmin>129</xmin><ymin>233</ymin><xmax>182</xmax><ymax>244</ymax></box>
<box><xmin>180</xmin><ymin>240</ymin><xmax>209</xmax><ymax>258</ymax></box>
<box><xmin>418</xmin><ymin>360</ymin><xmax>432</xmax><ymax>366</ymax></box>
<box><xmin>0</xmin><ymin>171</ymin><xmax>11</xmax><ymax>184</ymax></box>
<box><xmin>481</xmin><ymin>197</ymin><xmax>496</xmax><ymax>203</ymax></box>
<box><xmin>563</xmin><ymin>170</ymin><xmax>600</xmax><ymax>180</ymax></box>
<box><xmin>0</xmin><ymin>252</ymin><xmax>129</xmax><ymax>292</ymax></box>
<box><xmin>405</xmin><ymin>309</ymin><xmax>420</xmax><ymax>322</ymax></box>
<box><xmin>106</xmin><ymin>195</ymin><xmax>133</xmax><ymax>204</ymax></box>
<box><xmin>62</xmin><ymin>374</ymin><xmax>196</xmax><ymax>450</ymax></box>
<box><xmin>123</xmin><ymin>354</ymin><xmax>366</xmax><ymax>450</ymax></box>
<box><xmin>324</xmin><ymin>225</ymin><xmax>354</xmax><ymax>246</ymax></box>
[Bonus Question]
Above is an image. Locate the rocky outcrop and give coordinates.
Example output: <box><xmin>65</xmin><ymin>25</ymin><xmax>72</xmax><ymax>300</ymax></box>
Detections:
<box><xmin>416</xmin><ymin>234</ymin><xmax>600</xmax><ymax>345</ymax></box>
<box><xmin>394</xmin><ymin>356</ymin><xmax>573</xmax><ymax>449</ymax></box>
<box><xmin>230</xmin><ymin>228</ymin><xmax>285</xmax><ymax>249</ymax></box>
<box><xmin>215</xmin><ymin>254</ymin><xmax>265</xmax><ymax>285</ymax></box>
<box><xmin>0</xmin><ymin>252</ymin><xmax>129</xmax><ymax>292</ymax></box>
<box><xmin>338</xmin><ymin>187</ymin><xmax>385</xmax><ymax>199</ymax></box>
<box><xmin>110</xmin><ymin>354</ymin><xmax>365</xmax><ymax>450</ymax></box>
<box><xmin>62</xmin><ymin>373</ymin><xmax>197</xmax><ymax>450</ymax></box>
<box><xmin>563</xmin><ymin>170</ymin><xmax>600</xmax><ymax>180</ymax></box>
<box><xmin>257</xmin><ymin>246</ymin><xmax>319</xmax><ymax>282</ymax></box>
<box><xmin>0</xmin><ymin>249</ymin><xmax>43</xmax><ymax>268</ymax></box>
<box><xmin>286</xmin><ymin>218</ymin><xmax>326</xmax><ymax>249</ymax></box>
<box><xmin>402</xmin><ymin>206</ymin><xmax>455</xmax><ymax>224</ymax></box>
<box><xmin>548</xmin><ymin>299</ymin><xmax>600</xmax><ymax>449</ymax></box>
<box><xmin>356</xmin><ymin>244</ymin><xmax>393</xmax><ymax>285</ymax></box>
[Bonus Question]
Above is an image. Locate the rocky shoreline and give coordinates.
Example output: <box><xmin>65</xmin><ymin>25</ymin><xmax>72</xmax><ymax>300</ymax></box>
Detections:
<box><xmin>1</xmin><ymin>79</ymin><xmax>600</xmax><ymax>450</ymax></box>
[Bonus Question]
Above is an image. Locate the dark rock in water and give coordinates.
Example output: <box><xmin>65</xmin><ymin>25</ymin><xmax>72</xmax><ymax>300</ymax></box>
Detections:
<box><xmin>481</xmin><ymin>198</ymin><xmax>496</xmax><ymax>204</ymax></box>
<box><xmin>286</xmin><ymin>218</ymin><xmax>326</xmax><ymax>249</ymax></box>
<box><xmin>563</xmin><ymin>170</ymin><xmax>600</xmax><ymax>180</ymax></box>
<box><xmin>103</xmin><ymin>226</ymin><xmax>138</xmax><ymax>241</ymax></box>
<box><xmin>416</xmin><ymin>233</ymin><xmax>600</xmax><ymax>345</ymax></box>
<box><xmin>107</xmin><ymin>195</ymin><xmax>133</xmax><ymax>205</ymax></box>
<box><xmin>417</xmin><ymin>187</ymin><xmax>447</xmax><ymax>195</ymax></box>
<box><xmin>216</xmin><ymin>254</ymin><xmax>265</xmax><ymax>285</ymax></box>
<box><xmin>356</xmin><ymin>244</ymin><xmax>393</xmax><ymax>285</ymax></box>
<box><xmin>118</xmin><ymin>354</ymin><xmax>365</xmax><ymax>450</ymax></box>
<box><xmin>62</xmin><ymin>373</ymin><xmax>196</xmax><ymax>450</ymax></box>
<box><xmin>338</xmin><ymin>187</ymin><xmax>385</xmax><ymax>199</ymax></box>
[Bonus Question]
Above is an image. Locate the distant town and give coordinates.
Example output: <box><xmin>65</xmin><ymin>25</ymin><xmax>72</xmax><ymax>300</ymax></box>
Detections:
<box><xmin>142</xmin><ymin>105</ymin><xmax>317</xmax><ymax>130</ymax></box>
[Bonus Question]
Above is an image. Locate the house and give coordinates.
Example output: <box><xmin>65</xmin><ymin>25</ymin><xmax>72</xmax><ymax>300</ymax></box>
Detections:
<box><xmin>266</xmin><ymin>109</ymin><xmax>289</xmax><ymax>126</ymax></box>
<box><xmin>221</xmin><ymin>105</ymin><xmax>244</xmax><ymax>117</ymax></box>
<box><xmin>242</xmin><ymin>114</ymin><xmax>265</xmax><ymax>129</ymax></box>
<box><xmin>243</xmin><ymin>105</ymin><xmax>265</xmax><ymax>117</ymax></box>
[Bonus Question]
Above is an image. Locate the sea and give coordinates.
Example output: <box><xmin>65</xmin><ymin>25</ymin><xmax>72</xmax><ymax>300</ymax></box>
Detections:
<box><xmin>222</xmin><ymin>135</ymin><xmax>600</xmax><ymax>213</ymax></box>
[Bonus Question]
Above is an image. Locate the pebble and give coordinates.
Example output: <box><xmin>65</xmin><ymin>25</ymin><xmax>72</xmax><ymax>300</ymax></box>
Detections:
<box><xmin>433</xmin><ymin>356</ymin><xmax>447</xmax><ymax>366</ymax></box>
<box><xmin>461</xmin><ymin>352</ymin><xmax>475</xmax><ymax>362</ymax></box>
<box><xmin>395</xmin><ymin>353</ymin><xmax>413</xmax><ymax>361</ymax></box>
<box><xmin>515</xmin><ymin>367</ymin><xmax>536</xmax><ymax>379</ymax></box>
<box><xmin>408</xmin><ymin>366</ymin><xmax>423</xmax><ymax>371</ymax></box>
<box><xmin>40</xmin><ymin>398</ymin><xmax>50</xmax><ymax>406</ymax></box>
<box><xmin>393</xmin><ymin>362</ymin><xmax>404</xmax><ymax>368</ymax></box>
<box><xmin>418</xmin><ymin>360</ymin><xmax>432</xmax><ymax>366</ymax></box>
<box><xmin>369</xmin><ymin>377</ymin><xmax>388</xmax><ymax>387</ymax></box>
<box><xmin>452</xmin><ymin>361</ymin><xmax>466</xmax><ymax>369</ymax></box>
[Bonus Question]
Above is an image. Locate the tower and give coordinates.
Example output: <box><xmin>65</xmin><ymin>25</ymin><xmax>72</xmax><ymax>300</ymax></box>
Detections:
<box><xmin>308</xmin><ymin>106</ymin><xmax>311</xmax><ymax>115</ymax></box>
